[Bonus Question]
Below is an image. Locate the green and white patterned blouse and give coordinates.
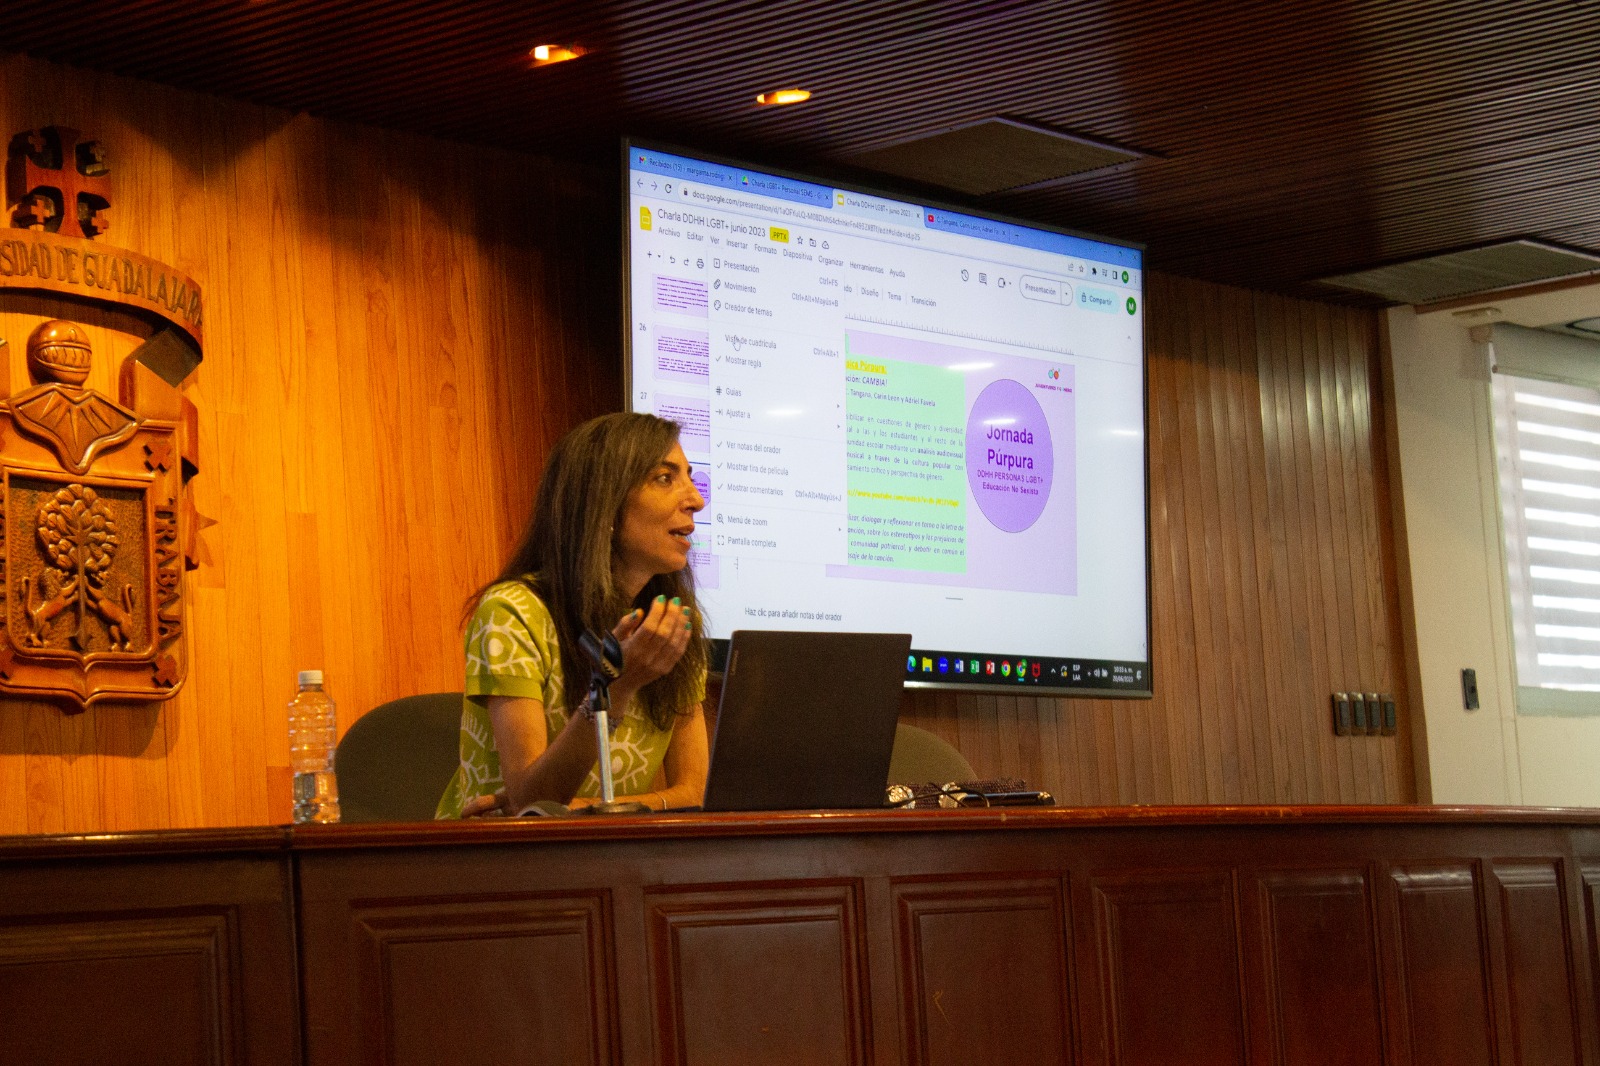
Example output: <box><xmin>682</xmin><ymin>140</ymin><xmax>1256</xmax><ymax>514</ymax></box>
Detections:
<box><xmin>435</xmin><ymin>580</ymin><xmax>699</xmax><ymax>818</ymax></box>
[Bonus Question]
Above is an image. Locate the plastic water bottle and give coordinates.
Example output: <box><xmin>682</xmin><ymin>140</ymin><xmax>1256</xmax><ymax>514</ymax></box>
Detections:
<box><xmin>288</xmin><ymin>670</ymin><xmax>340</xmax><ymax>824</ymax></box>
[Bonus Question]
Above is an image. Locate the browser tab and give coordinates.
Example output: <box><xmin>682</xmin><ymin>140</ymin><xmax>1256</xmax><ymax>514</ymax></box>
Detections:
<box><xmin>832</xmin><ymin>189</ymin><xmax>922</xmax><ymax>223</ymax></box>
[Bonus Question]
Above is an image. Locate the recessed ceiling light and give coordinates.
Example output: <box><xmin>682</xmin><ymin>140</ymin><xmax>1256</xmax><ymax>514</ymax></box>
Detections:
<box><xmin>755</xmin><ymin>88</ymin><xmax>812</xmax><ymax>106</ymax></box>
<box><xmin>530</xmin><ymin>44</ymin><xmax>583</xmax><ymax>65</ymax></box>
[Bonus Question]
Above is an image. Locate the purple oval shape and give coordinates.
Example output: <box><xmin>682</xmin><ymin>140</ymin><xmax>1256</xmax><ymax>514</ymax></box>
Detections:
<box><xmin>965</xmin><ymin>379</ymin><xmax>1053</xmax><ymax>532</ymax></box>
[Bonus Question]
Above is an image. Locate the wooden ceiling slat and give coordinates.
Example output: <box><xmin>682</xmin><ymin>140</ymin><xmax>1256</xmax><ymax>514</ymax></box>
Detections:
<box><xmin>6</xmin><ymin>0</ymin><xmax>1600</xmax><ymax>300</ymax></box>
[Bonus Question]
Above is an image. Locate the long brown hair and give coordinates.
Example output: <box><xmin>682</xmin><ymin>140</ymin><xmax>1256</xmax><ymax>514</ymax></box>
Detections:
<box><xmin>467</xmin><ymin>412</ymin><xmax>707</xmax><ymax>730</ymax></box>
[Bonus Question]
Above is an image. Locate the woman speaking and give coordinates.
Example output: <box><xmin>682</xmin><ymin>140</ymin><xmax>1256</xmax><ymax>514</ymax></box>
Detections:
<box><xmin>436</xmin><ymin>413</ymin><xmax>709</xmax><ymax>817</ymax></box>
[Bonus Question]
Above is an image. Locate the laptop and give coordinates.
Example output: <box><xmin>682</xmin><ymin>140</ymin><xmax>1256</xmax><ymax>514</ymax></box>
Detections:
<box><xmin>699</xmin><ymin>630</ymin><xmax>912</xmax><ymax>812</ymax></box>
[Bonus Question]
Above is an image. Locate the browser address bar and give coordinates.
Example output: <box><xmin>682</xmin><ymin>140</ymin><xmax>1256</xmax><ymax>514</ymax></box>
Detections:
<box><xmin>686</xmin><ymin>187</ymin><xmax>922</xmax><ymax>242</ymax></box>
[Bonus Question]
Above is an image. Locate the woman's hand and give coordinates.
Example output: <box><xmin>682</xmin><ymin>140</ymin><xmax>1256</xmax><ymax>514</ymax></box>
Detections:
<box><xmin>610</xmin><ymin>595</ymin><xmax>692</xmax><ymax>699</ymax></box>
<box><xmin>460</xmin><ymin>788</ymin><xmax>510</xmax><ymax>817</ymax></box>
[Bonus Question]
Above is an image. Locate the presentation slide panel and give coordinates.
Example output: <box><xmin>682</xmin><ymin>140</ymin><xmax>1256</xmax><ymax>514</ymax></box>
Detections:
<box><xmin>827</xmin><ymin>330</ymin><xmax>1077</xmax><ymax>596</ymax></box>
<box><xmin>653</xmin><ymin>273</ymin><xmax>708</xmax><ymax>317</ymax></box>
<box><xmin>653</xmin><ymin>327</ymin><xmax>709</xmax><ymax>386</ymax></box>
<box><xmin>844</xmin><ymin>357</ymin><xmax>967</xmax><ymax>574</ymax></box>
<box><xmin>654</xmin><ymin>394</ymin><xmax>711</xmax><ymax>454</ymax></box>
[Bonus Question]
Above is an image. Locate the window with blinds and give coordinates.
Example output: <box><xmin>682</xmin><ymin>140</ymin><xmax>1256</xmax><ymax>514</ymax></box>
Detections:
<box><xmin>1493</xmin><ymin>372</ymin><xmax>1600</xmax><ymax>712</ymax></box>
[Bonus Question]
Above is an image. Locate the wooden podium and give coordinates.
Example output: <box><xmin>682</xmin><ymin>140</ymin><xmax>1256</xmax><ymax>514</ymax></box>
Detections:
<box><xmin>2</xmin><ymin>806</ymin><xmax>1597</xmax><ymax>1065</ymax></box>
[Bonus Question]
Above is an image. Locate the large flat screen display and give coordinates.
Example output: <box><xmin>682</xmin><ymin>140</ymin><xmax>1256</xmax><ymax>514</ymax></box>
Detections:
<box><xmin>624</xmin><ymin>141</ymin><xmax>1150</xmax><ymax>697</ymax></box>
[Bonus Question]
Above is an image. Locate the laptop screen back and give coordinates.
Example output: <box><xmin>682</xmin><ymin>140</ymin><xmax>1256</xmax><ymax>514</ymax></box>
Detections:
<box><xmin>702</xmin><ymin>630</ymin><xmax>912</xmax><ymax>812</ymax></box>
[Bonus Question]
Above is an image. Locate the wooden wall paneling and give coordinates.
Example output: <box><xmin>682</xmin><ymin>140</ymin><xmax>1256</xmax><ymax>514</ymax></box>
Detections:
<box><xmin>1214</xmin><ymin>283</ymin><xmax>1273</xmax><ymax>802</ymax></box>
<box><xmin>1163</xmin><ymin>279</ymin><xmax>1208</xmax><ymax>799</ymax></box>
<box><xmin>1343</xmin><ymin>310</ymin><xmax>1386</xmax><ymax>791</ymax></box>
<box><xmin>947</xmin><ymin>692</ymin><xmax>978</xmax><ymax>785</ymax></box>
<box><xmin>20</xmin><ymin>705</ymin><xmax>65</xmax><ymax>832</ymax></box>
<box><xmin>1178</xmin><ymin>285</ymin><xmax>1231</xmax><ymax>802</ymax></box>
<box><xmin>1306</xmin><ymin>301</ymin><xmax>1359</xmax><ymax>802</ymax></box>
<box><xmin>1487</xmin><ymin>861</ymin><xmax>1583</xmax><ymax>1066</ymax></box>
<box><xmin>190</xmin><ymin>96</ymin><xmax>257</xmax><ymax>824</ymax></box>
<box><xmin>178</xmin><ymin>89</ymin><xmax>238</xmax><ymax>830</ymax></box>
<box><xmin>1255</xmin><ymin>292</ymin><xmax>1315</xmax><ymax>804</ymax></box>
<box><xmin>399</xmin><ymin>124</ymin><xmax>481</xmax><ymax>680</ymax></box>
<box><xmin>1060</xmin><ymin>700</ymin><xmax>1097</xmax><ymax>805</ymax></box>
<box><xmin>1111</xmin><ymin>696</ymin><xmax>1143</xmax><ymax>805</ymax></box>
<box><xmin>448</xmin><ymin>149</ymin><xmax>519</xmax><ymax>648</ymax></box>
<box><xmin>1332</xmin><ymin>304</ymin><xmax>1383</xmax><ymax>800</ymax></box>
<box><xmin>1213</xmin><ymin>282</ymin><xmax>1259</xmax><ymax>801</ymax></box>
<box><xmin>987</xmin><ymin>696</ymin><xmax>1010</xmax><ymax>786</ymax></box>
<box><xmin>892</xmin><ymin>876</ymin><xmax>1073</xmax><ymax>1066</ymax></box>
<box><xmin>1272</xmin><ymin>294</ymin><xmax>1342</xmax><ymax>802</ymax></box>
<box><xmin>1236</xmin><ymin>287</ymin><xmax>1282</xmax><ymax>797</ymax></box>
<box><xmin>220</xmin><ymin>101</ymin><xmax>295</xmax><ymax>828</ymax></box>
<box><xmin>961</xmin><ymin>692</ymin><xmax>994</xmax><ymax>781</ymax></box>
<box><xmin>371</xmin><ymin>136</ymin><xmax>432</xmax><ymax>699</ymax></box>
<box><xmin>0</xmin><ymin>683</ymin><xmax>20</xmax><ymax>825</ymax></box>
<box><xmin>967</xmin><ymin>693</ymin><xmax>999</xmax><ymax>785</ymax></box>
<box><xmin>1231</xmin><ymin>284</ymin><xmax>1295</xmax><ymax>803</ymax></box>
<box><xmin>453</xmin><ymin>152</ymin><xmax>516</xmax><ymax>604</ymax></box>
<box><xmin>1328</xmin><ymin>308</ymin><xmax>1378</xmax><ymax>800</ymax></box>
<box><xmin>1352</xmin><ymin>309</ymin><xmax>1410</xmax><ymax>799</ymax></box>
<box><xmin>324</xmin><ymin>124</ymin><xmax>407</xmax><ymax>714</ymax></box>
<box><xmin>353</xmin><ymin>892</ymin><xmax>618</xmax><ymax>1066</ymax></box>
<box><xmin>1186</xmin><ymin>277</ymin><xmax>1234</xmax><ymax>802</ymax></box>
<box><xmin>280</xmin><ymin>118</ymin><xmax>335</xmax><ymax>691</ymax></box>
<box><xmin>422</xmin><ymin>146</ymin><xmax>493</xmax><ymax>692</ymax></box>
<box><xmin>1090</xmin><ymin>869</ymin><xmax>1248</xmax><ymax>1066</ymax></box>
<box><xmin>1</xmin><ymin>912</ymin><xmax>240</xmax><ymax>1065</ymax></box>
<box><xmin>996</xmin><ymin>692</ymin><xmax>1025</xmax><ymax>785</ymax></box>
<box><xmin>1348</xmin><ymin>307</ymin><xmax>1405</xmax><ymax>800</ymax></box>
<box><xmin>1015</xmin><ymin>695</ymin><xmax>1048</xmax><ymax>800</ymax></box>
<box><xmin>403</xmin><ymin>130</ymin><xmax>481</xmax><ymax>686</ymax></box>
<box><xmin>1038</xmin><ymin>692</ymin><xmax>1079</xmax><ymax>806</ymax></box>
<box><xmin>1280</xmin><ymin>293</ymin><xmax>1337</xmax><ymax>803</ymax></box>
<box><xmin>1331</xmin><ymin>304</ymin><xmax>1386</xmax><ymax>801</ymax></box>
<box><xmin>1242</xmin><ymin>867</ymin><xmax>1385</xmax><ymax>1066</ymax></box>
<box><xmin>59</xmin><ymin>712</ymin><xmax>106</xmax><ymax>831</ymax></box>
<box><xmin>1364</xmin><ymin>322</ymin><xmax>1407</xmax><ymax>802</ymax></box>
<box><xmin>926</xmin><ymin>690</ymin><xmax>962</xmax><ymax>785</ymax></box>
<box><xmin>1138</xmin><ymin>276</ymin><xmax>1182</xmax><ymax>806</ymax></box>
<box><xmin>1200</xmin><ymin>282</ymin><xmax>1253</xmax><ymax>802</ymax></box>
<box><xmin>95</xmin><ymin>704</ymin><xmax>168</xmax><ymax>832</ymax></box>
<box><xmin>1148</xmin><ymin>275</ymin><xmax>1208</xmax><ymax>803</ymax></box>
<box><xmin>1318</xmin><ymin>304</ymin><xmax>1370</xmax><ymax>799</ymax></box>
<box><xmin>1298</xmin><ymin>297</ymin><xmax>1340</xmax><ymax>800</ymax></box>
<box><xmin>1305</xmin><ymin>297</ymin><xmax>1359</xmax><ymax>800</ymax></box>
<box><xmin>1585</xmin><ymin>865</ymin><xmax>1600</xmax><ymax>1059</ymax></box>
<box><xmin>1387</xmin><ymin>864</ymin><xmax>1498</xmax><ymax>1066</ymax></box>
<box><xmin>645</xmin><ymin>880</ymin><xmax>872</xmax><ymax>1066</ymax></box>
<box><xmin>0</xmin><ymin>840</ymin><xmax>300</xmax><ymax>1066</ymax></box>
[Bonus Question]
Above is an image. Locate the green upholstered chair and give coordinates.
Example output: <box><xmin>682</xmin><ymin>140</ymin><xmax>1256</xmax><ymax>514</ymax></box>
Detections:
<box><xmin>887</xmin><ymin>723</ymin><xmax>975</xmax><ymax>785</ymax></box>
<box><xmin>335</xmin><ymin>692</ymin><xmax>463</xmax><ymax>822</ymax></box>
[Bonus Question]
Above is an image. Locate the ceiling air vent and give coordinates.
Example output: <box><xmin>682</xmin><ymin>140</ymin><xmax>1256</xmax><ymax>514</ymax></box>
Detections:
<box><xmin>844</xmin><ymin>117</ymin><xmax>1146</xmax><ymax>197</ymax></box>
<box><xmin>1316</xmin><ymin>240</ymin><xmax>1600</xmax><ymax>306</ymax></box>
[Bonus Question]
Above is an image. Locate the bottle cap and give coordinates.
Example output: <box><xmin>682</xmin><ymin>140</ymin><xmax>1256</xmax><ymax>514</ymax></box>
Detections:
<box><xmin>297</xmin><ymin>669</ymin><xmax>324</xmax><ymax>687</ymax></box>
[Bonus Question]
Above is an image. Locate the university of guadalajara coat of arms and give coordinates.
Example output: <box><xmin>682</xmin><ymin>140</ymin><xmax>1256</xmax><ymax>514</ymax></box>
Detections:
<box><xmin>0</xmin><ymin>126</ymin><xmax>204</xmax><ymax>710</ymax></box>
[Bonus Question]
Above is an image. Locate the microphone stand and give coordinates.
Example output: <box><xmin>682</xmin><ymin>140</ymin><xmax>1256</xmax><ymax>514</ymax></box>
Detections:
<box><xmin>579</xmin><ymin>630</ymin><xmax>650</xmax><ymax>816</ymax></box>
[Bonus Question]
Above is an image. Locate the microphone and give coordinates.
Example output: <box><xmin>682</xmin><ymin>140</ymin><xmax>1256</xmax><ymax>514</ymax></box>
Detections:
<box><xmin>578</xmin><ymin>629</ymin><xmax>622</xmax><ymax>682</ymax></box>
<box><xmin>575</xmin><ymin>627</ymin><xmax>648</xmax><ymax>815</ymax></box>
